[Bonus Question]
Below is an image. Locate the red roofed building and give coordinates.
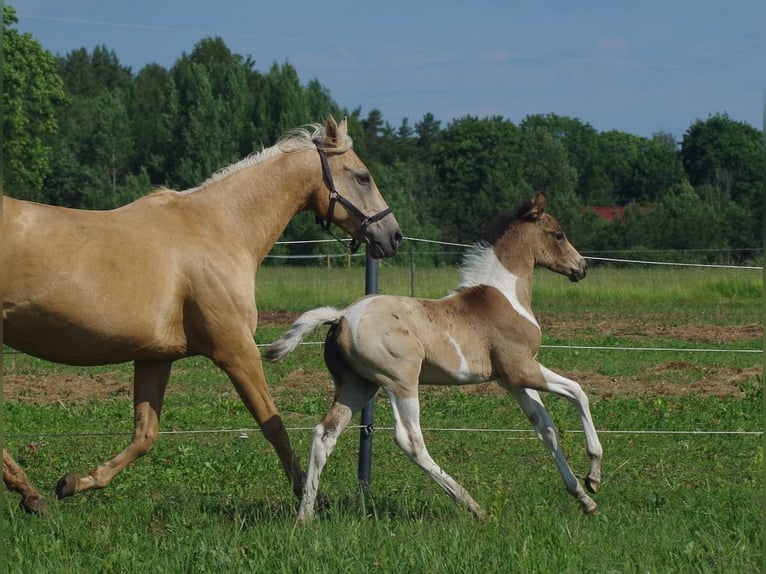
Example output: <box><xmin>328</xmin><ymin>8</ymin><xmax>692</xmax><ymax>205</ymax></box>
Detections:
<box><xmin>588</xmin><ymin>206</ymin><xmax>626</xmax><ymax>222</ymax></box>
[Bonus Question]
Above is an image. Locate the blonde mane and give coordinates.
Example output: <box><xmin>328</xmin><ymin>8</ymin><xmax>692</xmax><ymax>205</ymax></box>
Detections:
<box><xmin>193</xmin><ymin>123</ymin><xmax>354</xmax><ymax>191</ymax></box>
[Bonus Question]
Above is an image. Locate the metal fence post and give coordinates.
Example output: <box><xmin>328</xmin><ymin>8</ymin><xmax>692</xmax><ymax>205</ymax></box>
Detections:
<box><xmin>357</xmin><ymin>246</ymin><xmax>378</xmax><ymax>492</ymax></box>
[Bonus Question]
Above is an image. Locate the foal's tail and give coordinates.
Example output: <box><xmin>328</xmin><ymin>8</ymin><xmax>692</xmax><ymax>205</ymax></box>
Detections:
<box><xmin>264</xmin><ymin>306</ymin><xmax>344</xmax><ymax>362</ymax></box>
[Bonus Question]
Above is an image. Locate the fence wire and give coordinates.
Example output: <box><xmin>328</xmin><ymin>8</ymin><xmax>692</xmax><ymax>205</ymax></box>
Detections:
<box><xmin>3</xmin><ymin>239</ymin><xmax>762</xmax><ymax>441</ymax></box>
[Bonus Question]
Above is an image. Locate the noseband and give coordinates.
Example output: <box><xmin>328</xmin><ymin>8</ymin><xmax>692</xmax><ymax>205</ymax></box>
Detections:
<box><xmin>314</xmin><ymin>145</ymin><xmax>393</xmax><ymax>254</ymax></box>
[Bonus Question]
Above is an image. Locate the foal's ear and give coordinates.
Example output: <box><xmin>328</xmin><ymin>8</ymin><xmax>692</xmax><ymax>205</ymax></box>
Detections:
<box><xmin>521</xmin><ymin>192</ymin><xmax>548</xmax><ymax>221</ymax></box>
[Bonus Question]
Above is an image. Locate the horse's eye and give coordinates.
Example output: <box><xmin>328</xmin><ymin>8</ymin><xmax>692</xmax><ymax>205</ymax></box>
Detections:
<box><xmin>552</xmin><ymin>231</ymin><xmax>564</xmax><ymax>241</ymax></box>
<box><xmin>356</xmin><ymin>173</ymin><xmax>371</xmax><ymax>185</ymax></box>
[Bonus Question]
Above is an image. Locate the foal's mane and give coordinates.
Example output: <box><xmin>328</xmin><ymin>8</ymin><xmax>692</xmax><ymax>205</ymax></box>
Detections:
<box><xmin>195</xmin><ymin>123</ymin><xmax>354</xmax><ymax>190</ymax></box>
<box><xmin>456</xmin><ymin>198</ymin><xmax>536</xmax><ymax>290</ymax></box>
<box><xmin>479</xmin><ymin>197</ymin><xmax>536</xmax><ymax>245</ymax></box>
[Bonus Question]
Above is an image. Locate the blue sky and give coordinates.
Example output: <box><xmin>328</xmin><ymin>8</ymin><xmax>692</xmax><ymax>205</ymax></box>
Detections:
<box><xmin>9</xmin><ymin>0</ymin><xmax>764</xmax><ymax>139</ymax></box>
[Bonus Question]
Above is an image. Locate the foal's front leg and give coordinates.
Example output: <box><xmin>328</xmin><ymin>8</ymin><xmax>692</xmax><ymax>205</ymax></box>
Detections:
<box><xmin>538</xmin><ymin>365</ymin><xmax>602</xmax><ymax>492</ymax></box>
<box><xmin>509</xmin><ymin>387</ymin><xmax>598</xmax><ymax>514</ymax></box>
<box><xmin>56</xmin><ymin>360</ymin><xmax>171</xmax><ymax>498</ymax></box>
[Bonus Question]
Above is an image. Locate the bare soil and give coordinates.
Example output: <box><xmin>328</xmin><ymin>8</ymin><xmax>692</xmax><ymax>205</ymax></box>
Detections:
<box><xmin>3</xmin><ymin>312</ymin><xmax>761</xmax><ymax>404</ymax></box>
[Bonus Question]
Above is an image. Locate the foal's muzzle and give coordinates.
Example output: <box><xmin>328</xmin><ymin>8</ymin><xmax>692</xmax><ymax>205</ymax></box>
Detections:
<box><xmin>569</xmin><ymin>259</ymin><xmax>588</xmax><ymax>282</ymax></box>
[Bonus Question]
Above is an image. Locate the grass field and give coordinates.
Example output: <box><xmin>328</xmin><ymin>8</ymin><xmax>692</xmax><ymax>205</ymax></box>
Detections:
<box><xmin>2</xmin><ymin>262</ymin><xmax>763</xmax><ymax>573</ymax></box>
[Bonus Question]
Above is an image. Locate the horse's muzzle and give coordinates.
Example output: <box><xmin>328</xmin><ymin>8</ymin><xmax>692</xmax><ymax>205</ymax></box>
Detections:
<box><xmin>569</xmin><ymin>259</ymin><xmax>588</xmax><ymax>282</ymax></box>
<box><xmin>366</xmin><ymin>222</ymin><xmax>403</xmax><ymax>259</ymax></box>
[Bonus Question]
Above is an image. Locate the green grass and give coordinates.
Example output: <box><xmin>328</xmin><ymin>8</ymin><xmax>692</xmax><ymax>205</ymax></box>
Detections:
<box><xmin>3</xmin><ymin>264</ymin><xmax>763</xmax><ymax>573</ymax></box>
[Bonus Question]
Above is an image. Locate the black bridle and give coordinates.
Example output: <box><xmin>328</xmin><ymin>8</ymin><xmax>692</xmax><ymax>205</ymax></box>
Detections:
<box><xmin>314</xmin><ymin>145</ymin><xmax>393</xmax><ymax>254</ymax></box>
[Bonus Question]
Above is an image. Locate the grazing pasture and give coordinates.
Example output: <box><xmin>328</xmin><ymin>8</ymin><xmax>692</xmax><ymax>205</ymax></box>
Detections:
<box><xmin>3</xmin><ymin>262</ymin><xmax>762</xmax><ymax>573</ymax></box>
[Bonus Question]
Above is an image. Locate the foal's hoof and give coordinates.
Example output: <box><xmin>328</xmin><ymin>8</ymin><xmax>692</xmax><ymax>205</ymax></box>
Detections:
<box><xmin>585</xmin><ymin>477</ymin><xmax>600</xmax><ymax>494</ymax></box>
<box><xmin>55</xmin><ymin>473</ymin><xmax>79</xmax><ymax>499</ymax></box>
<box><xmin>21</xmin><ymin>495</ymin><xmax>49</xmax><ymax>515</ymax></box>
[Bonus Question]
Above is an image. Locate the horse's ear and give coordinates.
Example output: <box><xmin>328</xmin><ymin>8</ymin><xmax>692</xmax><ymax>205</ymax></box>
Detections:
<box><xmin>527</xmin><ymin>192</ymin><xmax>547</xmax><ymax>220</ymax></box>
<box><xmin>337</xmin><ymin>116</ymin><xmax>349</xmax><ymax>138</ymax></box>
<box><xmin>323</xmin><ymin>115</ymin><xmax>339</xmax><ymax>148</ymax></box>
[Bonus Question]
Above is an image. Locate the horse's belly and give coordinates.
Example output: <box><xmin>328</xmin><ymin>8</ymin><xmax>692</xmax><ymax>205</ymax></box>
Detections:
<box><xmin>3</xmin><ymin>302</ymin><xmax>187</xmax><ymax>366</ymax></box>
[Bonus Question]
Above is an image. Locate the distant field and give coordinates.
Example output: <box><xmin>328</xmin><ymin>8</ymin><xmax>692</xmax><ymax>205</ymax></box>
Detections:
<box><xmin>3</xmin><ymin>263</ymin><xmax>762</xmax><ymax>573</ymax></box>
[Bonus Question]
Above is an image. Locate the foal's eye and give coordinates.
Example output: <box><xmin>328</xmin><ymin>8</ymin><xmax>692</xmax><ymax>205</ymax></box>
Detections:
<box><xmin>356</xmin><ymin>173</ymin><xmax>371</xmax><ymax>185</ymax></box>
<box><xmin>552</xmin><ymin>231</ymin><xmax>564</xmax><ymax>241</ymax></box>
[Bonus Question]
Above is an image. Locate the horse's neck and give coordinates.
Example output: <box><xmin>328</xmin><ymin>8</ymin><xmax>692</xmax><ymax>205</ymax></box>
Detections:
<box><xmin>193</xmin><ymin>151</ymin><xmax>318</xmax><ymax>263</ymax></box>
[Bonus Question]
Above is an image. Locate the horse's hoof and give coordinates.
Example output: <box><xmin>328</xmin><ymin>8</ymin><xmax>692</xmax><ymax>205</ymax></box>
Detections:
<box><xmin>21</xmin><ymin>495</ymin><xmax>49</xmax><ymax>515</ymax></box>
<box><xmin>55</xmin><ymin>473</ymin><xmax>79</xmax><ymax>499</ymax></box>
<box><xmin>585</xmin><ymin>477</ymin><xmax>600</xmax><ymax>494</ymax></box>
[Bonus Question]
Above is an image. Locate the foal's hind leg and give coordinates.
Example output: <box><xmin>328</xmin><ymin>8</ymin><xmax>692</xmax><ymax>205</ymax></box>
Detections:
<box><xmin>297</xmin><ymin>376</ymin><xmax>379</xmax><ymax>522</ymax></box>
<box><xmin>3</xmin><ymin>449</ymin><xmax>48</xmax><ymax>514</ymax></box>
<box><xmin>387</xmin><ymin>391</ymin><xmax>486</xmax><ymax>519</ymax></box>
<box><xmin>509</xmin><ymin>387</ymin><xmax>598</xmax><ymax>514</ymax></box>
<box><xmin>56</xmin><ymin>361</ymin><xmax>171</xmax><ymax>498</ymax></box>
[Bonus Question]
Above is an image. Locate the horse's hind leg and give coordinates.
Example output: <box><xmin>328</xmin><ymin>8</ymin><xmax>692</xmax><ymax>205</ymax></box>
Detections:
<box><xmin>56</xmin><ymin>360</ymin><xmax>171</xmax><ymax>499</ymax></box>
<box><xmin>509</xmin><ymin>387</ymin><xmax>598</xmax><ymax>514</ymax></box>
<box><xmin>387</xmin><ymin>391</ymin><xmax>486</xmax><ymax>519</ymax></box>
<box><xmin>297</xmin><ymin>375</ymin><xmax>379</xmax><ymax>522</ymax></box>
<box><xmin>3</xmin><ymin>449</ymin><xmax>48</xmax><ymax>514</ymax></box>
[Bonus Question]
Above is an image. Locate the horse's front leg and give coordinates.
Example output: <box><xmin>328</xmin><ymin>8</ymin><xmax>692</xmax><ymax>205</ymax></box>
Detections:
<box><xmin>508</xmin><ymin>387</ymin><xmax>598</xmax><ymax>514</ymax></box>
<box><xmin>215</xmin><ymin>341</ymin><xmax>304</xmax><ymax>499</ymax></box>
<box><xmin>56</xmin><ymin>360</ymin><xmax>171</xmax><ymax>499</ymax></box>
<box><xmin>3</xmin><ymin>449</ymin><xmax>48</xmax><ymax>514</ymax></box>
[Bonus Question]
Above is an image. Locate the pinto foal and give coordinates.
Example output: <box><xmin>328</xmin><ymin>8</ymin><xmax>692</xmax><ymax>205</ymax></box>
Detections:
<box><xmin>267</xmin><ymin>193</ymin><xmax>602</xmax><ymax>520</ymax></box>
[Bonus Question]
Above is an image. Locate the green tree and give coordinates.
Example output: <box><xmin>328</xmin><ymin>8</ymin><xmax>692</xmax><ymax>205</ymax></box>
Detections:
<box><xmin>41</xmin><ymin>45</ymin><xmax>135</xmax><ymax>207</ymax></box>
<box><xmin>680</xmin><ymin>113</ymin><xmax>763</xmax><ymax>243</ymax></box>
<box><xmin>431</xmin><ymin>116</ymin><xmax>525</xmax><ymax>243</ymax></box>
<box><xmin>128</xmin><ymin>63</ymin><xmax>177</xmax><ymax>184</ymax></box>
<box><xmin>520</xmin><ymin>113</ymin><xmax>608</xmax><ymax>204</ymax></box>
<box><xmin>2</xmin><ymin>5</ymin><xmax>67</xmax><ymax>199</ymax></box>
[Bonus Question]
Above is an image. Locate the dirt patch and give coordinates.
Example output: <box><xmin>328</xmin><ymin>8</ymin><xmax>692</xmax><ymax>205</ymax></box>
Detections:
<box><xmin>4</xmin><ymin>372</ymin><xmax>132</xmax><ymax>404</ymax></box>
<box><xmin>3</xmin><ymin>312</ymin><xmax>761</xmax><ymax>404</ymax></box>
<box><xmin>539</xmin><ymin>313</ymin><xmax>762</xmax><ymax>345</ymax></box>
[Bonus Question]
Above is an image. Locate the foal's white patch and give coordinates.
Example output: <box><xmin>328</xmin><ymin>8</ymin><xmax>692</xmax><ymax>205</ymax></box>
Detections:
<box><xmin>446</xmin><ymin>333</ymin><xmax>480</xmax><ymax>383</ymax></box>
<box><xmin>458</xmin><ymin>243</ymin><xmax>539</xmax><ymax>329</ymax></box>
<box><xmin>345</xmin><ymin>296</ymin><xmax>376</xmax><ymax>349</ymax></box>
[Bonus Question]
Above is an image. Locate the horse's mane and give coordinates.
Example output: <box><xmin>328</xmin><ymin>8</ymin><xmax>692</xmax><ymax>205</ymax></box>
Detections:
<box><xmin>193</xmin><ymin>123</ymin><xmax>354</xmax><ymax>190</ymax></box>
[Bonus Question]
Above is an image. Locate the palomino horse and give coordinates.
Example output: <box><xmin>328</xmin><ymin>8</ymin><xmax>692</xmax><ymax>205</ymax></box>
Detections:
<box><xmin>266</xmin><ymin>193</ymin><xmax>602</xmax><ymax>521</ymax></box>
<box><xmin>2</xmin><ymin>115</ymin><xmax>402</xmax><ymax>514</ymax></box>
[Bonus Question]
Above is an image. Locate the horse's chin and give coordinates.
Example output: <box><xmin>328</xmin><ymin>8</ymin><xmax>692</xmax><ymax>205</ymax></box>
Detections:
<box><xmin>365</xmin><ymin>230</ymin><xmax>402</xmax><ymax>259</ymax></box>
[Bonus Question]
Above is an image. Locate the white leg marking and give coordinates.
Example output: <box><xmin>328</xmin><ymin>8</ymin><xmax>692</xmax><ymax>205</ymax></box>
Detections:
<box><xmin>538</xmin><ymin>364</ymin><xmax>603</xmax><ymax>487</ymax></box>
<box><xmin>386</xmin><ymin>391</ymin><xmax>486</xmax><ymax>518</ymax></box>
<box><xmin>297</xmin><ymin>406</ymin><xmax>352</xmax><ymax>522</ymax></box>
<box><xmin>510</xmin><ymin>387</ymin><xmax>598</xmax><ymax>514</ymax></box>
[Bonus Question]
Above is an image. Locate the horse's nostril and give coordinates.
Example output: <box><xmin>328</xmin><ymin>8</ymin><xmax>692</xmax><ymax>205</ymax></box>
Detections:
<box><xmin>393</xmin><ymin>230</ymin><xmax>403</xmax><ymax>249</ymax></box>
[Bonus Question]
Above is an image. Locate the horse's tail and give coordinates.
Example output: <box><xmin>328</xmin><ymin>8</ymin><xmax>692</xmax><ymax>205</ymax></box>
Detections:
<box><xmin>264</xmin><ymin>306</ymin><xmax>343</xmax><ymax>362</ymax></box>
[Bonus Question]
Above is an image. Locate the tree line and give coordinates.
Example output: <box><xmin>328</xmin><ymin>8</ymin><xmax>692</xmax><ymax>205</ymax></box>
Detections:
<box><xmin>3</xmin><ymin>6</ymin><xmax>762</xmax><ymax>264</ymax></box>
